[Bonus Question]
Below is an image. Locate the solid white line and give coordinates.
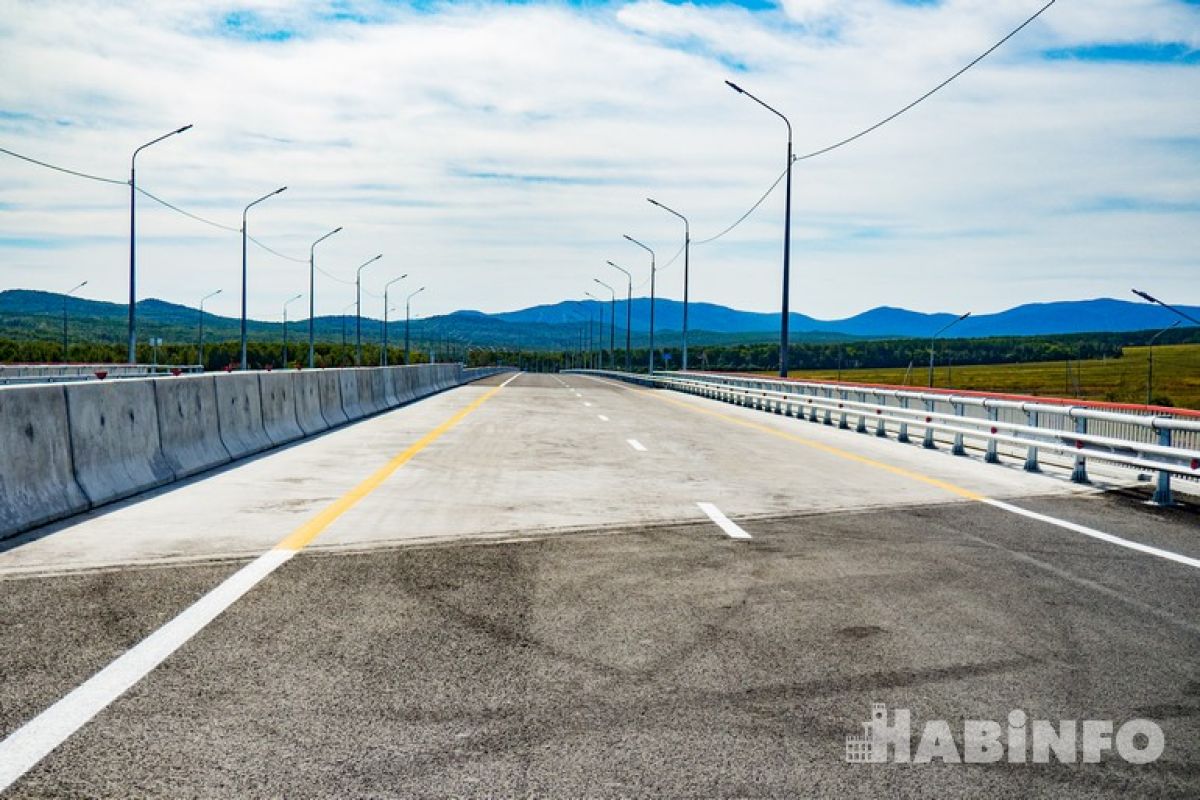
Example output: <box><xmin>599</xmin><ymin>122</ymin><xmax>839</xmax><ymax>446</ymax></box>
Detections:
<box><xmin>983</xmin><ymin>499</ymin><xmax>1200</xmax><ymax>570</ymax></box>
<box><xmin>0</xmin><ymin>549</ymin><xmax>296</xmax><ymax>792</ymax></box>
<box><xmin>598</xmin><ymin>415</ymin><xmax>610</xmax><ymax>422</ymax></box>
<box><xmin>697</xmin><ymin>502</ymin><xmax>752</xmax><ymax>540</ymax></box>
<box><xmin>626</xmin><ymin>438</ymin><xmax>647</xmax><ymax>452</ymax></box>
<box><xmin>499</xmin><ymin>372</ymin><xmax>522</xmax><ymax>388</ymax></box>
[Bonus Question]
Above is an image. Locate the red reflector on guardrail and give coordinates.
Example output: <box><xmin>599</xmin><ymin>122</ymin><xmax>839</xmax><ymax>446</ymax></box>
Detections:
<box><xmin>94</xmin><ymin>370</ymin><xmax>107</xmax><ymax>380</ymax></box>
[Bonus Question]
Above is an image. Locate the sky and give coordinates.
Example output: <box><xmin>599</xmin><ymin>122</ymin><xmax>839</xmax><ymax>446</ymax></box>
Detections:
<box><xmin>0</xmin><ymin>0</ymin><xmax>1197</xmax><ymax>324</ymax></box>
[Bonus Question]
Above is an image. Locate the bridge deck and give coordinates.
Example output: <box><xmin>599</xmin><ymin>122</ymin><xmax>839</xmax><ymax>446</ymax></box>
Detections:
<box><xmin>2</xmin><ymin>372</ymin><xmax>1197</xmax><ymax>797</ymax></box>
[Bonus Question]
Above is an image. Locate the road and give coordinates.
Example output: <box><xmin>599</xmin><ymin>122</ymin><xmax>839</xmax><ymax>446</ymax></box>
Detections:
<box><xmin>1</xmin><ymin>372</ymin><xmax>1198</xmax><ymax>798</ymax></box>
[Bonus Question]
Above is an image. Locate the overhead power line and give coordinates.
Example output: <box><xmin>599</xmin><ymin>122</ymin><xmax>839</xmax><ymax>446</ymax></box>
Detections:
<box><xmin>678</xmin><ymin>0</ymin><xmax>1058</xmax><ymax>248</ymax></box>
<box><xmin>0</xmin><ymin>146</ymin><xmax>126</xmax><ymax>185</ymax></box>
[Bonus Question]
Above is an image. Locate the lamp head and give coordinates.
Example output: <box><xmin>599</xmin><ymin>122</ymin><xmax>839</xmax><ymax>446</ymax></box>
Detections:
<box><xmin>175</xmin><ymin>124</ymin><xmax>193</xmax><ymax>134</ymax></box>
<box><xmin>725</xmin><ymin>80</ymin><xmax>744</xmax><ymax>94</ymax></box>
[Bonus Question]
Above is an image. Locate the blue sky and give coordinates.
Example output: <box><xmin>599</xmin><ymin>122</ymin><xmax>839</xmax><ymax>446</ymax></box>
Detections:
<box><xmin>0</xmin><ymin>0</ymin><xmax>1197</xmax><ymax>321</ymax></box>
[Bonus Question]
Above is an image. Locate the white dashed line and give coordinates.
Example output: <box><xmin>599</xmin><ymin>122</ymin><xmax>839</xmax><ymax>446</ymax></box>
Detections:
<box><xmin>626</xmin><ymin>439</ymin><xmax>647</xmax><ymax>452</ymax></box>
<box><xmin>598</xmin><ymin>415</ymin><xmax>610</xmax><ymax>422</ymax></box>
<box><xmin>697</xmin><ymin>502</ymin><xmax>752</xmax><ymax>540</ymax></box>
<box><xmin>583</xmin><ymin>402</ymin><xmax>593</xmax><ymax>407</ymax></box>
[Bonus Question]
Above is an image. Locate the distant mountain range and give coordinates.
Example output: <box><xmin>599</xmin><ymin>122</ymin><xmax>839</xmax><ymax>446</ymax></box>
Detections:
<box><xmin>0</xmin><ymin>290</ymin><xmax>1195</xmax><ymax>348</ymax></box>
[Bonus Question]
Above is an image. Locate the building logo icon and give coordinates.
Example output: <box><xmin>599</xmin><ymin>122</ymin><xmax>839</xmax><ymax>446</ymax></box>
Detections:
<box><xmin>845</xmin><ymin>702</ymin><xmax>893</xmax><ymax>763</ymax></box>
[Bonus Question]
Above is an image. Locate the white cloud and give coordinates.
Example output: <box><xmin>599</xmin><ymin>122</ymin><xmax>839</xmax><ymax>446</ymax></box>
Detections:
<box><xmin>0</xmin><ymin>0</ymin><xmax>1196</xmax><ymax>325</ymax></box>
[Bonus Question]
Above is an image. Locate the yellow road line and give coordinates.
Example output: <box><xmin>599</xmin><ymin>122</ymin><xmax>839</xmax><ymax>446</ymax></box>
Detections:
<box><xmin>616</xmin><ymin>379</ymin><xmax>985</xmax><ymax>502</ymax></box>
<box><xmin>274</xmin><ymin>382</ymin><xmax>508</xmax><ymax>552</ymax></box>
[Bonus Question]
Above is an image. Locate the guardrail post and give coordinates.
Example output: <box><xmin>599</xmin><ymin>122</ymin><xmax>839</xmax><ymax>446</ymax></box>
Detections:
<box><xmin>985</xmin><ymin>407</ymin><xmax>999</xmax><ymax>464</ymax></box>
<box><xmin>922</xmin><ymin>400</ymin><xmax>936</xmax><ymax>449</ymax></box>
<box><xmin>856</xmin><ymin>392</ymin><xmax>868</xmax><ymax>433</ymax></box>
<box><xmin>838</xmin><ymin>390</ymin><xmax>849</xmax><ymax>430</ymax></box>
<box><xmin>952</xmin><ymin>402</ymin><xmax>966</xmax><ymax>456</ymax></box>
<box><xmin>1024</xmin><ymin>410</ymin><xmax>1040</xmax><ymax>472</ymax></box>
<box><xmin>1151</xmin><ymin>426</ymin><xmax>1173</xmax><ymax>506</ymax></box>
<box><xmin>875</xmin><ymin>394</ymin><xmax>887</xmax><ymax>438</ymax></box>
<box><xmin>1071</xmin><ymin>416</ymin><xmax>1089</xmax><ymax>484</ymax></box>
<box><xmin>823</xmin><ymin>389</ymin><xmax>834</xmax><ymax>426</ymax></box>
<box><xmin>898</xmin><ymin>397</ymin><xmax>910</xmax><ymax>443</ymax></box>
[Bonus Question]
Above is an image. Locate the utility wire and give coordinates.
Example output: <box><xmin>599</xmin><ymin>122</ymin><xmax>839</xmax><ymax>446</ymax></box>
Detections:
<box><xmin>136</xmin><ymin>187</ymin><xmax>241</xmax><ymax>232</ymax></box>
<box><xmin>680</xmin><ymin>0</ymin><xmax>1057</xmax><ymax>247</ymax></box>
<box><xmin>795</xmin><ymin>0</ymin><xmax>1057</xmax><ymax>163</ymax></box>
<box><xmin>0</xmin><ymin>146</ymin><xmax>126</xmax><ymax>185</ymax></box>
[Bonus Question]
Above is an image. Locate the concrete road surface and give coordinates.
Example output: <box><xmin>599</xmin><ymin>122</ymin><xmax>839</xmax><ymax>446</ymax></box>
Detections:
<box><xmin>1</xmin><ymin>372</ymin><xmax>1198</xmax><ymax>798</ymax></box>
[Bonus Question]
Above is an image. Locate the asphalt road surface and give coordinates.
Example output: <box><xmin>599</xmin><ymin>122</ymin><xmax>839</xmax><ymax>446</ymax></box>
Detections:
<box><xmin>2</xmin><ymin>372</ymin><xmax>1198</xmax><ymax>798</ymax></box>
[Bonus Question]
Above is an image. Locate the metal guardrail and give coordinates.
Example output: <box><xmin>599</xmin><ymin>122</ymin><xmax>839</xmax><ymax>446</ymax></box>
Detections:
<box><xmin>0</xmin><ymin>364</ymin><xmax>204</xmax><ymax>385</ymax></box>
<box><xmin>569</xmin><ymin>369</ymin><xmax>1200</xmax><ymax>506</ymax></box>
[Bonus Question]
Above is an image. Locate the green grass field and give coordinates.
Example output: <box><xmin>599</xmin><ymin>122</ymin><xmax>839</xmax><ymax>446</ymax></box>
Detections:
<box><xmin>779</xmin><ymin>343</ymin><xmax>1200</xmax><ymax>411</ymax></box>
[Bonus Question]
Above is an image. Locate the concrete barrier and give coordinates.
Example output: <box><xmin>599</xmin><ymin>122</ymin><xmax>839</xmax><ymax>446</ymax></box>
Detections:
<box><xmin>382</xmin><ymin>367</ymin><xmax>400</xmax><ymax>408</ymax></box>
<box><xmin>0</xmin><ymin>384</ymin><xmax>90</xmax><ymax>537</ymax></box>
<box><xmin>356</xmin><ymin>369</ymin><xmax>385</xmax><ymax>415</ymax></box>
<box><xmin>65</xmin><ymin>379</ymin><xmax>174</xmax><ymax>507</ymax></box>
<box><xmin>0</xmin><ymin>364</ymin><xmax>483</xmax><ymax>540</ymax></box>
<box><xmin>317</xmin><ymin>370</ymin><xmax>348</xmax><ymax>428</ymax></box>
<box><xmin>396</xmin><ymin>369</ymin><xmax>415</xmax><ymax>407</ymax></box>
<box><xmin>293</xmin><ymin>370</ymin><xmax>329</xmax><ymax>436</ymax></box>
<box><xmin>154</xmin><ymin>375</ymin><xmax>232</xmax><ymax>478</ymax></box>
<box><xmin>259</xmin><ymin>371</ymin><xmax>304</xmax><ymax>446</ymax></box>
<box><xmin>340</xmin><ymin>369</ymin><xmax>366</xmax><ymax>420</ymax></box>
<box><xmin>214</xmin><ymin>372</ymin><xmax>272</xmax><ymax>459</ymax></box>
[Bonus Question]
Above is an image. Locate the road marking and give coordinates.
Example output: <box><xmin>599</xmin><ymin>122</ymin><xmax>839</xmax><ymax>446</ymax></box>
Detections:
<box><xmin>598</xmin><ymin>414</ymin><xmax>610</xmax><ymax>422</ymax></box>
<box><xmin>697</xmin><ymin>502</ymin><xmax>752</xmax><ymax>539</ymax></box>
<box><xmin>627</xmin><ymin>438</ymin><xmax>647</xmax><ymax>452</ymax></box>
<box><xmin>580</xmin><ymin>375</ymin><xmax>1200</xmax><ymax>572</ymax></box>
<box><xmin>583</xmin><ymin>402</ymin><xmax>593</xmax><ymax>407</ymax></box>
<box><xmin>983</xmin><ymin>499</ymin><xmax>1200</xmax><ymax>570</ymax></box>
<box><xmin>0</xmin><ymin>375</ymin><xmax>516</xmax><ymax>792</ymax></box>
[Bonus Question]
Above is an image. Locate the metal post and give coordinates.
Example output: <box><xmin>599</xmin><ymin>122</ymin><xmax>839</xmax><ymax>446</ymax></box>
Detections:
<box><xmin>240</xmin><ymin>186</ymin><xmax>286</xmax><ymax>370</ymax></box>
<box><xmin>197</xmin><ymin>289</ymin><xmax>221</xmax><ymax>368</ymax></box>
<box><xmin>405</xmin><ymin>287</ymin><xmax>425</xmax><ymax>365</ymax></box>
<box><xmin>128</xmin><ymin>124</ymin><xmax>192</xmax><ymax>364</ymax></box>
<box><xmin>952</xmin><ymin>402</ymin><xmax>966</xmax><ymax>456</ymax></box>
<box><xmin>1146</xmin><ymin>321</ymin><xmax>1181</xmax><ymax>404</ymax></box>
<box><xmin>1151</xmin><ymin>426</ymin><xmax>1173</xmax><ymax>505</ymax></box>
<box><xmin>382</xmin><ymin>275</ymin><xmax>406</xmax><ymax>367</ymax></box>
<box><xmin>927</xmin><ymin>312</ymin><xmax>971</xmax><ymax>388</ymax></box>
<box><xmin>1071</xmin><ymin>416</ymin><xmax>1090</xmax><ymax>484</ymax></box>
<box><xmin>985</xmin><ymin>407</ymin><xmax>1000</xmax><ymax>463</ymax></box>
<box><xmin>355</xmin><ymin>254</ymin><xmax>382</xmax><ymax>366</ymax></box>
<box><xmin>308</xmin><ymin>227</ymin><xmax>343</xmax><ymax>369</ymax></box>
<box><xmin>724</xmin><ymin>81</ymin><xmax>792</xmax><ymax>378</ymax></box>
<box><xmin>623</xmin><ymin>237</ymin><xmax>655</xmax><ymax>374</ymax></box>
<box><xmin>1024</xmin><ymin>410</ymin><xmax>1040</xmax><ymax>472</ymax></box>
<box><xmin>282</xmin><ymin>293</ymin><xmax>302</xmax><ymax>367</ymax></box>
<box><xmin>62</xmin><ymin>280</ymin><xmax>87</xmax><ymax>362</ymax></box>
<box><xmin>647</xmin><ymin>199</ymin><xmax>689</xmax><ymax>371</ymax></box>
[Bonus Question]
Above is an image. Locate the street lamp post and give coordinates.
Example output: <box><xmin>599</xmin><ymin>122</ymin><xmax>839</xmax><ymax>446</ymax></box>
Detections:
<box><xmin>405</xmin><ymin>286</ymin><xmax>425</xmax><ymax>365</ymax></box>
<box><xmin>240</xmin><ymin>186</ymin><xmax>287</xmax><ymax>370</ymax></box>
<box><xmin>606</xmin><ymin>261</ymin><xmax>632</xmax><ymax>372</ymax></box>
<box><xmin>928</xmin><ymin>312</ymin><xmax>971</xmax><ymax>388</ymax></box>
<box><xmin>1132</xmin><ymin>289</ymin><xmax>1200</xmax><ymax>326</ymax></box>
<box><xmin>128</xmin><ymin>124</ymin><xmax>192</xmax><ymax>364</ymax></box>
<box><xmin>62</xmin><ymin>280</ymin><xmax>87</xmax><ymax>362</ymax></box>
<box><xmin>726</xmin><ymin>80</ymin><xmax>794</xmax><ymax>378</ymax></box>
<box><xmin>355</xmin><ymin>253</ymin><xmax>383</xmax><ymax>366</ymax></box>
<box><xmin>623</xmin><ymin>235</ymin><xmax>655</xmax><ymax>373</ymax></box>
<box><xmin>308</xmin><ymin>227</ymin><xmax>343</xmax><ymax>368</ymax></box>
<box><xmin>340</xmin><ymin>300</ymin><xmax>356</xmax><ymax>347</ymax></box>
<box><xmin>593</xmin><ymin>279</ymin><xmax>616</xmax><ymax>370</ymax></box>
<box><xmin>647</xmin><ymin>199</ymin><xmax>690</xmax><ymax>371</ymax></box>
<box><xmin>283</xmin><ymin>293</ymin><xmax>303</xmax><ymax>367</ymax></box>
<box><xmin>197</xmin><ymin>288</ymin><xmax>222</xmax><ymax>368</ymax></box>
<box><xmin>382</xmin><ymin>275</ymin><xmax>407</xmax><ymax>366</ymax></box>
<box><xmin>1147</xmin><ymin>321</ymin><xmax>1181</xmax><ymax>405</ymax></box>
<box><xmin>585</xmin><ymin>292</ymin><xmax>605</xmax><ymax>369</ymax></box>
